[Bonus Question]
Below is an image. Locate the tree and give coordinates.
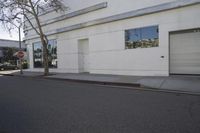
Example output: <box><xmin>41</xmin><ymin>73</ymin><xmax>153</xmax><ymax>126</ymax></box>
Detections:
<box><xmin>0</xmin><ymin>0</ymin><xmax>66</xmax><ymax>75</ymax></box>
<box><xmin>2</xmin><ymin>47</ymin><xmax>18</xmax><ymax>64</ymax></box>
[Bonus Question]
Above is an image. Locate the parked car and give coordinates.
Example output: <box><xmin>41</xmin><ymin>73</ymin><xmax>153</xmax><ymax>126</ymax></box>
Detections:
<box><xmin>0</xmin><ymin>63</ymin><xmax>18</xmax><ymax>71</ymax></box>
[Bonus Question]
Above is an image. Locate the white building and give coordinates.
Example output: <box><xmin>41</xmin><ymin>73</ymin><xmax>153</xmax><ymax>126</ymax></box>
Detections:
<box><xmin>25</xmin><ymin>0</ymin><xmax>200</xmax><ymax>76</ymax></box>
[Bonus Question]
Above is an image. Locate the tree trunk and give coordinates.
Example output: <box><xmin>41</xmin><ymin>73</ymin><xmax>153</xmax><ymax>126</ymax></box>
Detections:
<box><xmin>41</xmin><ymin>35</ymin><xmax>49</xmax><ymax>76</ymax></box>
<box><xmin>28</xmin><ymin>0</ymin><xmax>49</xmax><ymax>76</ymax></box>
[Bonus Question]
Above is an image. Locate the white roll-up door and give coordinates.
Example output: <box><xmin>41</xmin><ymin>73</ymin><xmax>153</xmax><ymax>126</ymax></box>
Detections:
<box><xmin>170</xmin><ymin>29</ymin><xmax>200</xmax><ymax>75</ymax></box>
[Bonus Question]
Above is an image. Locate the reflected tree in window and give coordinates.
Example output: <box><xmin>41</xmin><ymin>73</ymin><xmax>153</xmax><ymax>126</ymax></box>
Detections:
<box><xmin>33</xmin><ymin>40</ymin><xmax>57</xmax><ymax>68</ymax></box>
<box><xmin>125</xmin><ymin>26</ymin><xmax>159</xmax><ymax>49</ymax></box>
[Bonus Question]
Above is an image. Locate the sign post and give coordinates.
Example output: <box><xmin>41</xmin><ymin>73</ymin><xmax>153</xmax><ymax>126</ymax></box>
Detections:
<box><xmin>17</xmin><ymin>50</ymin><xmax>24</xmax><ymax>74</ymax></box>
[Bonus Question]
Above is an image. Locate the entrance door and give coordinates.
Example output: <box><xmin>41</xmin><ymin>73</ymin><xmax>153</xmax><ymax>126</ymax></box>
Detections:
<box><xmin>170</xmin><ymin>29</ymin><xmax>200</xmax><ymax>75</ymax></box>
<box><xmin>78</xmin><ymin>39</ymin><xmax>90</xmax><ymax>73</ymax></box>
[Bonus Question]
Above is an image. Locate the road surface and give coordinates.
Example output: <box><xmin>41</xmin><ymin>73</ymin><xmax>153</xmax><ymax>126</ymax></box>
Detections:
<box><xmin>0</xmin><ymin>76</ymin><xmax>200</xmax><ymax>133</ymax></box>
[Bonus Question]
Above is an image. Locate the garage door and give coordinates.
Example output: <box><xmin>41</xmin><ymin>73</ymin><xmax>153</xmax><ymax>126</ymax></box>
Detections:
<box><xmin>170</xmin><ymin>29</ymin><xmax>200</xmax><ymax>75</ymax></box>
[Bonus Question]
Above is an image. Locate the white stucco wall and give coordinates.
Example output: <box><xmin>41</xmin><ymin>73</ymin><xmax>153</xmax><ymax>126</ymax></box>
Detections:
<box><xmin>25</xmin><ymin>1</ymin><xmax>200</xmax><ymax>76</ymax></box>
<box><xmin>25</xmin><ymin>0</ymin><xmax>175</xmax><ymax>37</ymax></box>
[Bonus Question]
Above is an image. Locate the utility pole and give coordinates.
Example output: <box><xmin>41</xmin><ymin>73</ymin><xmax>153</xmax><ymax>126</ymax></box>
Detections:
<box><xmin>6</xmin><ymin>20</ymin><xmax>23</xmax><ymax>74</ymax></box>
<box><xmin>18</xmin><ymin>26</ymin><xmax>23</xmax><ymax>75</ymax></box>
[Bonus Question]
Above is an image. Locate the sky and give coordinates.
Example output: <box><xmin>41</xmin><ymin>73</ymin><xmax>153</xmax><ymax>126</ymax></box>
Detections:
<box><xmin>0</xmin><ymin>26</ymin><xmax>24</xmax><ymax>41</ymax></box>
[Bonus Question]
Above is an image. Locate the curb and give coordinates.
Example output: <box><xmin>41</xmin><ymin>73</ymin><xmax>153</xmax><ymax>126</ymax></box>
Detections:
<box><xmin>3</xmin><ymin>74</ymin><xmax>200</xmax><ymax>96</ymax></box>
<box><xmin>139</xmin><ymin>86</ymin><xmax>200</xmax><ymax>96</ymax></box>
<box><xmin>0</xmin><ymin>74</ymin><xmax>14</xmax><ymax>76</ymax></box>
<box><xmin>45</xmin><ymin>77</ymin><xmax>141</xmax><ymax>87</ymax></box>
<box><xmin>5</xmin><ymin>74</ymin><xmax>140</xmax><ymax>88</ymax></box>
<box><xmin>14</xmin><ymin>74</ymin><xmax>45</xmax><ymax>78</ymax></box>
<box><xmin>46</xmin><ymin>77</ymin><xmax>200</xmax><ymax>96</ymax></box>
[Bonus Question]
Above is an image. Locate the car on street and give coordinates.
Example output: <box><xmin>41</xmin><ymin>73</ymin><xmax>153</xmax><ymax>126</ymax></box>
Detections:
<box><xmin>0</xmin><ymin>63</ymin><xmax>18</xmax><ymax>71</ymax></box>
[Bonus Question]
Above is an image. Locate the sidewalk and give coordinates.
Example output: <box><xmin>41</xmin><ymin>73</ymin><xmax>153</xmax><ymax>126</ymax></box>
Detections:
<box><xmin>4</xmin><ymin>70</ymin><xmax>200</xmax><ymax>95</ymax></box>
<box><xmin>47</xmin><ymin>73</ymin><xmax>200</xmax><ymax>94</ymax></box>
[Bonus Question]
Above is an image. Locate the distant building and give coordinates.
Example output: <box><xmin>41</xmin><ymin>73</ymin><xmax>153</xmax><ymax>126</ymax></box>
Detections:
<box><xmin>25</xmin><ymin>0</ymin><xmax>200</xmax><ymax>76</ymax></box>
<box><xmin>0</xmin><ymin>39</ymin><xmax>25</xmax><ymax>63</ymax></box>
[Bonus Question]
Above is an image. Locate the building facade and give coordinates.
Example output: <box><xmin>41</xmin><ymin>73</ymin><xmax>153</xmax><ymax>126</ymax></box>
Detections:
<box><xmin>25</xmin><ymin>0</ymin><xmax>200</xmax><ymax>76</ymax></box>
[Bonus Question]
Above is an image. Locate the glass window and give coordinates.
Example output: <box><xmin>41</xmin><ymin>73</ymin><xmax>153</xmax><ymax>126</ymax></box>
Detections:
<box><xmin>125</xmin><ymin>26</ymin><xmax>159</xmax><ymax>49</ymax></box>
<box><xmin>33</xmin><ymin>39</ymin><xmax>57</xmax><ymax>68</ymax></box>
<box><xmin>48</xmin><ymin>40</ymin><xmax>57</xmax><ymax>68</ymax></box>
<box><xmin>33</xmin><ymin>42</ymin><xmax>43</xmax><ymax>68</ymax></box>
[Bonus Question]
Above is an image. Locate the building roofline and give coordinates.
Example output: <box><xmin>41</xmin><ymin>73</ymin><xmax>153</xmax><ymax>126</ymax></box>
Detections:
<box><xmin>0</xmin><ymin>39</ymin><xmax>19</xmax><ymax>42</ymax></box>
<box><xmin>25</xmin><ymin>0</ymin><xmax>200</xmax><ymax>40</ymax></box>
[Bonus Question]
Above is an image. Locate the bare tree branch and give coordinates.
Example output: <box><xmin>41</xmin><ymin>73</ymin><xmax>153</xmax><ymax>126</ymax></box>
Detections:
<box><xmin>0</xmin><ymin>0</ymin><xmax>67</xmax><ymax>75</ymax></box>
<box><xmin>33</xmin><ymin>0</ymin><xmax>41</xmax><ymax>8</ymax></box>
<box><xmin>23</xmin><ymin>10</ymin><xmax>40</xmax><ymax>35</ymax></box>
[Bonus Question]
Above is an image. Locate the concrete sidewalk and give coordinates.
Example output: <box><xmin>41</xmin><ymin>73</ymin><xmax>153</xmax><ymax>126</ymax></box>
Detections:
<box><xmin>47</xmin><ymin>73</ymin><xmax>200</xmax><ymax>94</ymax></box>
<box><xmin>3</xmin><ymin>70</ymin><xmax>200</xmax><ymax>94</ymax></box>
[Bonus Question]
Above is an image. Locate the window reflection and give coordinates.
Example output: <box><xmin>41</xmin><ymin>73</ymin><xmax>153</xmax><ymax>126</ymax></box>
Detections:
<box><xmin>125</xmin><ymin>26</ymin><xmax>159</xmax><ymax>49</ymax></box>
<box><xmin>48</xmin><ymin>40</ymin><xmax>57</xmax><ymax>68</ymax></box>
<box><xmin>33</xmin><ymin>39</ymin><xmax>57</xmax><ymax>68</ymax></box>
<box><xmin>33</xmin><ymin>42</ymin><xmax>43</xmax><ymax>68</ymax></box>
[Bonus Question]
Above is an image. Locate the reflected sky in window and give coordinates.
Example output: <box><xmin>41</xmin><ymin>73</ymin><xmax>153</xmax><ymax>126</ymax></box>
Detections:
<box><xmin>126</xmin><ymin>26</ymin><xmax>158</xmax><ymax>41</ymax></box>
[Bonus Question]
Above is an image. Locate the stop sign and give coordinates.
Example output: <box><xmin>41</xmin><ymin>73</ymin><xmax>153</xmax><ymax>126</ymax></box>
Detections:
<box><xmin>17</xmin><ymin>51</ymin><xmax>25</xmax><ymax>59</ymax></box>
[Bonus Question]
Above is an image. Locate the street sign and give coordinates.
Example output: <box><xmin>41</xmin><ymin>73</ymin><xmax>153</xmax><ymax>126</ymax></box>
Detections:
<box><xmin>17</xmin><ymin>51</ymin><xmax>25</xmax><ymax>59</ymax></box>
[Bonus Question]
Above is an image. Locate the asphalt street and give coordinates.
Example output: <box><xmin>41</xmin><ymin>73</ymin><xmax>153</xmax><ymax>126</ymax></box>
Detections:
<box><xmin>0</xmin><ymin>76</ymin><xmax>200</xmax><ymax>133</ymax></box>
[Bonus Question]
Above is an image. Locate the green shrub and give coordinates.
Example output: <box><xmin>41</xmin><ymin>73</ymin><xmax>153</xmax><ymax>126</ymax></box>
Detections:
<box><xmin>22</xmin><ymin>61</ymin><xmax>28</xmax><ymax>69</ymax></box>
